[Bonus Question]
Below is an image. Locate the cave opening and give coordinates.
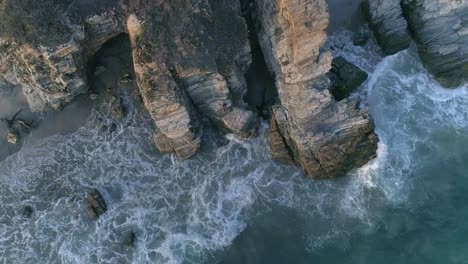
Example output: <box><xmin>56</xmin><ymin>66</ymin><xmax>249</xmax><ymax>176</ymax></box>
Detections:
<box><xmin>87</xmin><ymin>33</ymin><xmax>136</xmax><ymax>95</ymax></box>
<box><xmin>240</xmin><ymin>0</ymin><xmax>278</xmax><ymax>119</ymax></box>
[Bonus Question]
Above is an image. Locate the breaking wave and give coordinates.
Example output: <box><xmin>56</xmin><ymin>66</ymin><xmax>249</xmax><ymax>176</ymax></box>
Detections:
<box><xmin>0</xmin><ymin>31</ymin><xmax>466</xmax><ymax>263</ymax></box>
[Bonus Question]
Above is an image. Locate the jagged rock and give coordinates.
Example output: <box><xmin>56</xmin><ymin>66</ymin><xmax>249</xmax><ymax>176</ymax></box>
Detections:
<box><xmin>109</xmin><ymin>96</ymin><xmax>125</xmax><ymax>119</ymax></box>
<box><xmin>401</xmin><ymin>0</ymin><xmax>468</xmax><ymax>87</ymax></box>
<box><xmin>362</xmin><ymin>0</ymin><xmax>412</xmax><ymax>55</ymax></box>
<box><xmin>20</xmin><ymin>205</ymin><xmax>33</xmax><ymax>218</ymax></box>
<box><xmin>251</xmin><ymin>0</ymin><xmax>378</xmax><ymax>178</ymax></box>
<box><xmin>182</xmin><ymin>72</ymin><xmax>259</xmax><ymax>138</ymax></box>
<box><xmin>83</xmin><ymin>190</ymin><xmax>107</xmax><ymax>220</ymax></box>
<box><xmin>327</xmin><ymin>57</ymin><xmax>368</xmax><ymax>101</ymax></box>
<box><xmin>7</xmin><ymin>130</ymin><xmax>18</xmax><ymax>144</ymax></box>
<box><xmin>0</xmin><ymin>7</ymin><xmax>126</xmax><ymax>112</ymax></box>
<box><xmin>127</xmin><ymin>1</ymin><xmax>258</xmax><ymax>158</ymax></box>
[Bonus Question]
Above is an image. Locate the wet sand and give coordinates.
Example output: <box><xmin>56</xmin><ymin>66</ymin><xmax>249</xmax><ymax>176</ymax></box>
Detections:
<box><xmin>0</xmin><ymin>33</ymin><xmax>137</xmax><ymax>162</ymax></box>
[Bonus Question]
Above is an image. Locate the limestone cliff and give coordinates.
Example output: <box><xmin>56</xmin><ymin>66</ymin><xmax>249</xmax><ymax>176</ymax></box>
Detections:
<box><xmin>250</xmin><ymin>0</ymin><xmax>378</xmax><ymax>178</ymax></box>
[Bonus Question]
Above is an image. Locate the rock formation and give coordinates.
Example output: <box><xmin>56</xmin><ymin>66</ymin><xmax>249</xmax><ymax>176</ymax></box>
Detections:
<box><xmin>84</xmin><ymin>189</ymin><xmax>107</xmax><ymax>220</ymax></box>
<box><xmin>362</xmin><ymin>0</ymin><xmax>412</xmax><ymax>55</ymax></box>
<box><xmin>401</xmin><ymin>0</ymin><xmax>468</xmax><ymax>87</ymax></box>
<box><xmin>0</xmin><ymin>0</ymin><xmax>380</xmax><ymax>178</ymax></box>
<box><xmin>363</xmin><ymin>0</ymin><xmax>468</xmax><ymax>87</ymax></box>
<box><xmin>250</xmin><ymin>0</ymin><xmax>378</xmax><ymax>178</ymax></box>
<box><xmin>327</xmin><ymin>57</ymin><xmax>369</xmax><ymax>101</ymax></box>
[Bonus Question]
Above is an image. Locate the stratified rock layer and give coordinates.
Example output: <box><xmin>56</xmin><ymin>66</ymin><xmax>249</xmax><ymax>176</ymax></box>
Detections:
<box><xmin>0</xmin><ymin>0</ymin><xmax>379</xmax><ymax>176</ymax></box>
<box><xmin>127</xmin><ymin>0</ymin><xmax>259</xmax><ymax>158</ymax></box>
<box><xmin>364</xmin><ymin>0</ymin><xmax>468</xmax><ymax>87</ymax></box>
<box><xmin>402</xmin><ymin>0</ymin><xmax>468</xmax><ymax>87</ymax></box>
<box><xmin>362</xmin><ymin>0</ymin><xmax>412</xmax><ymax>55</ymax></box>
<box><xmin>252</xmin><ymin>0</ymin><xmax>378</xmax><ymax>178</ymax></box>
<box><xmin>0</xmin><ymin>1</ymin><xmax>258</xmax><ymax>159</ymax></box>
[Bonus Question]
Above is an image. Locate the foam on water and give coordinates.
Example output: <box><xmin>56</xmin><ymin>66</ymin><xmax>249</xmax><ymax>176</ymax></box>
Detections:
<box><xmin>0</xmin><ymin>31</ymin><xmax>467</xmax><ymax>263</ymax></box>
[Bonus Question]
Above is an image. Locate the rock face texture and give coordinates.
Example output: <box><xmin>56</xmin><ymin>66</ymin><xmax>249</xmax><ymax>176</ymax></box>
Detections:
<box><xmin>250</xmin><ymin>0</ymin><xmax>378</xmax><ymax>178</ymax></box>
<box><xmin>127</xmin><ymin>1</ymin><xmax>259</xmax><ymax>159</ymax></box>
<box><xmin>327</xmin><ymin>57</ymin><xmax>369</xmax><ymax>101</ymax></box>
<box><xmin>364</xmin><ymin>0</ymin><xmax>468</xmax><ymax>87</ymax></box>
<box><xmin>401</xmin><ymin>0</ymin><xmax>468</xmax><ymax>87</ymax></box>
<box><xmin>0</xmin><ymin>1</ymin><xmax>258</xmax><ymax>160</ymax></box>
<box><xmin>84</xmin><ymin>190</ymin><xmax>107</xmax><ymax>220</ymax></box>
<box><xmin>362</xmin><ymin>0</ymin><xmax>412</xmax><ymax>55</ymax></box>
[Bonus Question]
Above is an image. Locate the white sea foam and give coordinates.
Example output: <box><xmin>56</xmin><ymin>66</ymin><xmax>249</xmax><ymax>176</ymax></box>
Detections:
<box><xmin>0</xmin><ymin>31</ymin><xmax>467</xmax><ymax>263</ymax></box>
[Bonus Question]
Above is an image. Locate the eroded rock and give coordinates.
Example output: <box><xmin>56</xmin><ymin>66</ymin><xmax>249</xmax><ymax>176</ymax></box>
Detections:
<box><xmin>364</xmin><ymin>0</ymin><xmax>468</xmax><ymax>87</ymax></box>
<box><xmin>7</xmin><ymin>130</ymin><xmax>18</xmax><ymax>144</ymax></box>
<box><xmin>84</xmin><ymin>190</ymin><xmax>107</xmax><ymax>220</ymax></box>
<box><xmin>20</xmin><ymin>205</ymin><xmax>33</xmax><ymax>218</ymax></box>
<box><xmin>401</xmin><ymin>0</ymin><xmax>468</xmax><ymax>87</ymax></box>
<box><xmin>327</xmin><ymin>57</ymin><xmax>368</xmax><ymax>101</ymax></box>
<box><xmin>362</xmin><ymin>0</ymin><xmax>412</xmax><ymax>55</ymax></box>
<box><xmin>251</xmin><ymin>0</ymin><xmax>378</xmax><ymax>178</ymax></box>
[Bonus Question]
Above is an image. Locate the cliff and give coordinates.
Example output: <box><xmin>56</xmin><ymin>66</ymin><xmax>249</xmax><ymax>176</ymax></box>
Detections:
<box><xmin>249</xmin><ymin>0</ymin><xmax>378</xmax><ymax>178</ymax></box>
<box><xmin>0</xmin><ymin>0</ymin><xmax>380</xmax><ymax>178</ymax></box>
<box><xmin>364</xmin><ymin>0</ymin><xmax>468</xmax><ymax>87</ymax></box>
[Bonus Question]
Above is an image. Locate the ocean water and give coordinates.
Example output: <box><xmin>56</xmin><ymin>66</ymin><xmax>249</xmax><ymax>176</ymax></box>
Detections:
<box><xmin>0</xmin><ymin>31</ymin><xmax>467</xmax><ymax>264</ymax></box>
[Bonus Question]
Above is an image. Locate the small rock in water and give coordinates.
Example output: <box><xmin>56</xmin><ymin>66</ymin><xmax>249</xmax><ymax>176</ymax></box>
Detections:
<box><xmin>109</xmin><ymin>96</ymin><xmax>126</xmax><ymax>119</ymax></box>
<box><xmin>21</xmin><ymin>205</ymin><xmax>33</xmax><ymax>218</ymax></box>
<box><xmin>125</xmin><ymin>231</ymin><xmax>136</xmax><ymax>248</ymax></box>
<box><xmin>83</xmin><ymin>190</ymin><xmax>107</xmax><ymax>220</ymax></box>
<box><xmin>109</xmin><ymin>123</ymin><xmax>117</xmax><ymax>134</ymax></box>
<box><xmin>7</xmin><ymin>130</ymin><xmax>18</xmax><ymax>144</ymax></box>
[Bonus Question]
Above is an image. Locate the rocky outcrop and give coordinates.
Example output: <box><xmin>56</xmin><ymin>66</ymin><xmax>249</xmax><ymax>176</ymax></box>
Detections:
<box><xmin>0</xmin><ymin>9</ymin><xmax>126</xmax><ymax>112</ymax></box>
<box><xmin>251</xmin><ymin>0</ymin><xmax>378</xmax><ymax>178</ymax></box>
<box><xmin>0</xmin><ymin>0</ymin><xmax>379</xmax><ymax>177</ymax></box>
<box><xmin>327</xmin><ymin>57</ymin><xmax>368</xmax><ymax>101</ymax></box>
<box><xmin>84</xmin><ymin>190</ymin><xmax>107</xmax><ymax>220</ymax></box>
<box><xmin>401</xmin><ymin>0</ymin><xmax>468</xmax><ymax>87</ymax></box>
<box><xmin>0</xmin><ymin>1</ymin><xmax>258</xmax><ymax>160</ymax></box>
<box><xmin>362</xmin><ymin>0</ymin><xmax>412</xmax><ymax>55</ymax></box>
<box><xmin>127</xmin><ymin>1</ymin><xmax>259</xmax><ymax>158</ymax></box>
<box><xmin>364</xmin><ymin>0</ymin><xmax>468</xmax><ymax>87</ymax></box>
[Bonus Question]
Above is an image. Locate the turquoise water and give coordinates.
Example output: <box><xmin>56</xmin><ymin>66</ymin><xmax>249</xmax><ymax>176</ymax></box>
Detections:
<box><xmin>0</xmin><ymin>32</ymin><xmax>467</xmax><ymax>263</ymax></box>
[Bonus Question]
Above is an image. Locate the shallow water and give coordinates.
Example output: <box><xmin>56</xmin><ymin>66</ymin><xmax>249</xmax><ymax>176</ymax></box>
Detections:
<box><xmin>0</xmin><ymin>32</ymin><xmax>467</xmax><ymax>264</ymax></box>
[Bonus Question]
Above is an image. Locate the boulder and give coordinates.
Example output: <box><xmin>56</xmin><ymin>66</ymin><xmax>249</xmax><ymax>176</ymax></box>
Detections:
<box><xmin>327</xmin><ymin>57</ymin><xmax>368</xmax><ymax>101</ymax></box>
<box><xmin>84</xmin><ymin>190</ymin><xmax>107</xmax><ymax>220</ymax></box>
<box><xmin>20</xmin><ymin>205</ymin><xmax>33</xmax><ymax>218</ymax></box>
<box><xmin>125</xmin><ymin>231</ymin><xmax>136</xmax><ymax>248</ymax></box>
<box><xmin>7</xmin><ymin>130</ymin><xmax>18</xmax><ymax>144</ymax></box>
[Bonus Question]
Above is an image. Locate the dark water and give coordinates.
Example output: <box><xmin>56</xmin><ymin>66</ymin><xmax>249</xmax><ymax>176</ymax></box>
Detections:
<box><xmin>0</xmin><ymin>31</ymin><xmax>467</xmax><ymax>264</ymax></box>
